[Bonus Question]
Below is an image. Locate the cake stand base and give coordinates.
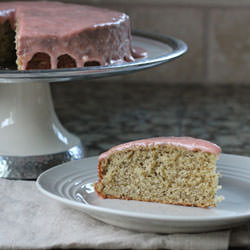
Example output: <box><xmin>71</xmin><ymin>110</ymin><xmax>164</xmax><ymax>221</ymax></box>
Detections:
<box><xmin>0</xmin><ymin>82</ymin><xmax>84</xmax><ymax>179</ymax></box>
<box><xmin>0</xmin><ymin>145</ymin><xmax>84</xmax><ymax>179</ymax></box>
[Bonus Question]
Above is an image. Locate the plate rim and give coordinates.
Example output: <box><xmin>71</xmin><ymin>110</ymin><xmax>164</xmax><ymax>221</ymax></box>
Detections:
<box><xmin>36</xmin><ymin>153</ymin><xmax>250</xmax><ymax>224</ymax></box>
<box><xmin>0</xmin><ymin>31</ymin><xmax>187</xmax><ymax>82</ymax></box>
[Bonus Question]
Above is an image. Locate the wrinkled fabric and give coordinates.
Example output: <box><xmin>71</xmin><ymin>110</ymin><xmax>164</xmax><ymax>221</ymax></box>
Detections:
<box><xmin>0</xmin><ymin>179</ymin><xmax>249</xmax><ymax>250</ymax></box>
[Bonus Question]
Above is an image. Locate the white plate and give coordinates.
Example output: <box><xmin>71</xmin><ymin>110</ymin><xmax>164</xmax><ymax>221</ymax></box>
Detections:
<box><xmin>36</xmin><ymin>153</ymin><xmax>250</xmax><ymax>233</ymax></box>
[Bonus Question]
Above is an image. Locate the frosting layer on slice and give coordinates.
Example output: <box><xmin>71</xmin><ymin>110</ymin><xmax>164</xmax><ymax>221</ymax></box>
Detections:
<box><xmin>99</xmin><ymin>137</ymin><xmax>221</xmax><ymax>160</ymax></box>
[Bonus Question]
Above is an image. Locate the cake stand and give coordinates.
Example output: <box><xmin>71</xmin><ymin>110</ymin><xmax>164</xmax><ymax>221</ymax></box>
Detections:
<box><xmin>0</xmin><ymin>31</ymin><xmax>187</xmax><ymax>179</ymax></box>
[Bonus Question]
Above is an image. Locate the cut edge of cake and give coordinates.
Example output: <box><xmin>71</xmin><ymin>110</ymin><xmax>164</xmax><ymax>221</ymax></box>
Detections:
<box><xmin>94</xmin><ymin>137</ymin><xmax>224</xmax><ymax>208</ymax></box>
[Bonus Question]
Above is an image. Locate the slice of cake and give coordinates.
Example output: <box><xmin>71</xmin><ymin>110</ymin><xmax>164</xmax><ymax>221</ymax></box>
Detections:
<box><xmin>94</xmin><ymin>137</ymin><xmax>223</xmax><ymax>208</ymax></box>
<box><xmin>0</xmin><ymin>1</ymin><xmax>145</xmax><ymax>70</ymax></box>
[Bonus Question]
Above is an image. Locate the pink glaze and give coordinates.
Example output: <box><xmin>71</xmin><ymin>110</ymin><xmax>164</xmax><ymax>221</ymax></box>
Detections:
<box><xmin>99</xmin><ymin>137</ymin><xmax>221</xmax><ymax>161</ymax></box>
<box><xmin>0</xmin><ymin>1</ymin><xmax>147</xmax><ymax>69</ymax></box>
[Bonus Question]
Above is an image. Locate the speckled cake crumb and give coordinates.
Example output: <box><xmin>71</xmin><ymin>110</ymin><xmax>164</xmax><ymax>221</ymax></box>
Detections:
<box><xmin>95</xmin><ymin>137</ymin><xmax>223</xmax><ymax>208</ymax></box>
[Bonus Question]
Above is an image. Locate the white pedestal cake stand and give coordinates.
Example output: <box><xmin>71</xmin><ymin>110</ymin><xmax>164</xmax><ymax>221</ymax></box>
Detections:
<box><xmin>0</xmin><ymin>31</ymin><xmax>187</xmax><ymax>179</ymax></box>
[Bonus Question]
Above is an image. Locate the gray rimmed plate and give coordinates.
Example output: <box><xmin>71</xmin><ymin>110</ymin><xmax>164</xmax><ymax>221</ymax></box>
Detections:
<box><xmin>36</xmin><ymin>153</ymin><xmax>250</xmax><ymax>233</ymax></box>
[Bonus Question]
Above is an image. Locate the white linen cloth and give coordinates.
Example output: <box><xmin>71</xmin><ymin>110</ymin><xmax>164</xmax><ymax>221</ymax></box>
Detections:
<box><xmin>0</xmin><ymin>178</ymin><xmax>249</xmax><ymax>250</ymax></box>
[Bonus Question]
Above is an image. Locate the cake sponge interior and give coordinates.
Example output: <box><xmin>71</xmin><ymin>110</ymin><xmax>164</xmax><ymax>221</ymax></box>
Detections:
<box><xmin>95</xmin><ymin>145</ymin><xmax>221</xmax><ymax>208</ymax></box>
<box><xmin>0</xmin><ymin>21</ymin><xmax>17</xmax><ymax>69</ymax></box>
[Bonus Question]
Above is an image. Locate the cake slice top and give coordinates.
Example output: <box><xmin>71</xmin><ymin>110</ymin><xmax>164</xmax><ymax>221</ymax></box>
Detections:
<box><xmin>99</xmin><ymin>137</ymin><xmax>221</xmax><ymax>160</ymax></box>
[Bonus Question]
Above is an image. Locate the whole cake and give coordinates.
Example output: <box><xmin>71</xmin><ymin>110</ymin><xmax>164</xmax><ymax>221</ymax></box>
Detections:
<box><xmin>0</xmin><ymin>1</ymin><xmax>142</xmax><ymax>70</ymax></box>
<box><xmin>94</xmin><ymin>137</ymin><xmax>223</xmax><ymax>208</ymax></box>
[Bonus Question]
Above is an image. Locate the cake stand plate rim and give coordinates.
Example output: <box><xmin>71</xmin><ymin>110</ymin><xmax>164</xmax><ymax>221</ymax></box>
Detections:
<box><xmin>0</xmin><ymin>31</ymin><xmax>187</xmax><ymax>83</ymax></box>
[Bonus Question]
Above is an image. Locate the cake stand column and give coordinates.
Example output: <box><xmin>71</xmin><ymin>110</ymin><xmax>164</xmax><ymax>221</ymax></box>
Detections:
<box><xmin>0</xmin><ymin>82</ymin><xmax>84</xmax><ymax>179</ymax></box>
